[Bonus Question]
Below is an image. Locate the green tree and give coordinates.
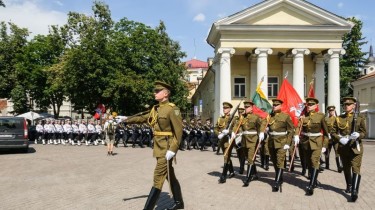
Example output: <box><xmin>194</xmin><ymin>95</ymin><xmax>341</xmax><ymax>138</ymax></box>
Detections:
<box><xmin>64</xmin><ymin>1</ymin><xmax>114</xmax><ymax>114</ymax></box>
<box><xmin>10</xmin><ymin>84</ymin><xmax>28</xmax><ymax>115</ymax></box>
<box><xmin>0</xmin><ymin>0</ymin><xmax>5</xmax><ymax>7</ymax></box>
<box><xmin>108</xmin><ymin>19</ymin><xmax>188</xmax><ymax>115</ymax></box>
<box><xmin>340</xmin><ymin>17</ymin><xmax>367</xmax><ymax>97</ymax></box>
<box><xmin>0</xmin><ymin>22</ymin><xmax>29</xmax><ymax>99</ymax></box>
<box><xmin>18</xmin><ymin>25</ymin><xmax>69</xmax><ymax>117</ymax></box>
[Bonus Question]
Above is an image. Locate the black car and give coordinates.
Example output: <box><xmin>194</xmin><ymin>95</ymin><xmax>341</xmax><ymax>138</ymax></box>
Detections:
<box><xmin>0</xmin><ymin>117</ymin><xmax>29</xmax><ymax>152</ymax></box>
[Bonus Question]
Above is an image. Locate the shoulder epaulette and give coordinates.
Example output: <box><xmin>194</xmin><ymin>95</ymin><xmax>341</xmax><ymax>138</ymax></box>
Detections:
<box><xmin>168</xmin><ymin>103</ymin><xmax>176</xmax><ymax>107</ymax></box>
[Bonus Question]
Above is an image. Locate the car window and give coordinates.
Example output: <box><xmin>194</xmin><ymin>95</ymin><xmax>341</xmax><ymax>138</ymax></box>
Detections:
<box><xmin>0</xmin><ymin>119</ymin><xmax>23</xmax><ymax>130</ymax></box>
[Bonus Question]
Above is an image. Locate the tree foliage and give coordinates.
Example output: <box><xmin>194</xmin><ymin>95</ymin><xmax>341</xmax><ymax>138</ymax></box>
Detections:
<box><xmin>0</xmin><ymin>1</ymin><xmax>188</xmax><ymax>117</ymax></box>
<box><xmin>340</xmin><ymin>17</ymin><xmax>367</xmax><ymax>97</ymax></box>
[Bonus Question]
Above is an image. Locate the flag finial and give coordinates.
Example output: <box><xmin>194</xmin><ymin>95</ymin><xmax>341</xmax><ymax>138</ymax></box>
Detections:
<box><xmin>284</xmin><ymin>71</ymin><xmax>288</xmax><ymax>79</ymax></box>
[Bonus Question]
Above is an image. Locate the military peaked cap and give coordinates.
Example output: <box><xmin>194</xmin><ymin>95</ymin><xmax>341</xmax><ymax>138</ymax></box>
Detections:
<box><xmin>272</xmin><ymin>99</ymin><xmax>283</xmax><ymax>105</ymax></box>
<box><xmin>243</xmin><ymin>100</ymin><xmax>254</xmax><ymax>107</ymax></box>
<box><xmin>342</xmin><ymin>97</ymin><xmax>357</xmax><ymax>104</ymax></box>
<box><xmin>327</xmin><ymin>105</ymin><xmax>335</xmax><ymax>111</ymax></box>
<box><xmin>222</xmin><ymin>102</ymin><xmax>233</xmax><ymax>108</ymax></box>
<box><xmin>154</xmin><ymin>81</ymin><xmax>172</xmax><ymax>91</ymax></box>
<box><xmin>305</xmin><ymin>97</ymin><xmax>319</xmax><ymax>104</ymax></box>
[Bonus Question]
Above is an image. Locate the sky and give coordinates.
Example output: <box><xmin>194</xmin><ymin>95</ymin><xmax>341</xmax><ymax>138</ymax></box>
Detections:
<box><xmin>0</xmin><ymin>0</ymin><xmax>374</xmax><ymax>62</ymax></box>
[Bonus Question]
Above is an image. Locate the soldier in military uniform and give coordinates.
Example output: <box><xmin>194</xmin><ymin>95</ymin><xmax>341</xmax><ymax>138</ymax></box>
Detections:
<box><xmin>267</xmin><ymin>99</ymin><xmax>294</xmax><ymax>192</ymax></box>
<box><xmin>186</xmin><ymin>119</ymin><xmax>196</xmax><ymax>150</ymax></box>
<box><xmin>125</xmin><ymin>81</ymin><xmax>184</xmax><ymax>210</ymax></box>
<box><xmin>215</xmin><ymin>102</ymin><xmax>235</xmax><ymax>184</ymax></box>
<box><xmin>232</xmin><ymin>107</ymin><xmax>246</xmax><ymax>175</ymax></box>
<box><xmin>240</xmin><ymin>101</ymin><xmax>266</xmax><ymax>187</ymax></box>
<box><xmin>200</xmin><ymin>119</ymin><xmax>212</xmax><ymax>151</ymax></box>
<box><xmin>324</xmin><ymin>105</ymin><xmax>343</xmax><ymax>172</ymax></box>
<box><xmin>332</xmin><ymin>97</ymin><xmax>366</xmax><ymax>202</ymax></box>
<box><xmin>294</xmin><ymin>97</ymin><xmax>329</xmax><ymax>195</ymax></box>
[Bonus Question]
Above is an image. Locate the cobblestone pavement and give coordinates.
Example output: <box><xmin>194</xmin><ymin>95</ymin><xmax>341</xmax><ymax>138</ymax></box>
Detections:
<box><xmin>1</xmin><ymin>141</ymin><xmax>374</xmax><ymax>210</ymax></box>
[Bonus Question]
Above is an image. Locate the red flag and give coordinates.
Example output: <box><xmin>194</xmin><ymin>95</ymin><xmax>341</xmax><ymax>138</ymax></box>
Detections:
<box><xmin>94</xmin><ymin>112</ymin><xmax>100</xmax><ymax>120</ymax></box>
<box><xmin>97</xmin><ymin>103</ymin><xmax>106</xmax><ymax>114</ymax></box>
<box><xmin>252</xmin><ymin>105</ymin><xmax>269</xmax><ymax>119</ymax></box>
<box><xmin>277</xmin><ymin>79</ymin><xmax>304</xmax><ymax>127</ymax></box>
<box><xmin>307</xmin><ymin>80</ymin><xmax>319</xmax><ymax>111</ymax></box>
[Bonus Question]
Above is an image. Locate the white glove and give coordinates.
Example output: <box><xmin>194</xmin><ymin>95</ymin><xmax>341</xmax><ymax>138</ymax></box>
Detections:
<box><xmin>283</xmin><ymin>145</ymin><xmax>290</xmax><ymax>150</ymax></box>
<box><xmin>235</xmin><ymin>133</ymin><xmax>242</xmax><ymax>145</ymax></box>
<box><xmin>321</xmin><ymin>147</ymin><xmax>326</xmax><ymax>153</ymax></box>
<box><xmin>328</xmin><ymin>133</ymin><xmax>331</xmax><ymax>140</ymax></box>
<box><xmin>222</xmin><ymin>129</ymin><xmax>229</xmax><ymax>135</ymax></box>
<box><xmin>293</xmin><ymin>135</ymin><xmax>300</xmax><ymax>145</ymax></box>
<box><xmin>218</xmin><ymin>133</ymin><xmax>224</xmax><ymax>140</ymax></box>
<box><xmin>231</xmin><ymin>132</ymin><xmax>236</xmax><ymax>139</ymax></box>
<box><xmin>349</xmin><ymin>132</ymin><xmax>360</xmax><ymax>140</ymax></box>
<box><xmin>165</xmin><ymin>150</ymin><xmax>175</xmax><ymax>161</ymax></box>
<box><xmin>259</xmin><ymin>132</ymin><xmax>265</xmax><ymax>142</ymax></box>
<box><xmin>339</xmin><ymin>137</ymin><xmax>350</xmax><ymax>145</ymax></box>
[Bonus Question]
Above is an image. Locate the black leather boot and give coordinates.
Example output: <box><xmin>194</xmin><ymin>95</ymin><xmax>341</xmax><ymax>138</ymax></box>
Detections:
<box><xmin>143</xmin><ymin>187</ymin><xmax>161</xmax><ymax>210</ymax></box>
<box><xmin>239</xmin><ymin>155</ymin><xmax>245</xmax><ymax>174</ymax></box>
<box><xmin>243</xmin><ymin>164</ymin><xmax>254</xmax><ymax>187</ymax></box>
<box><xmin>344</xmin><ymin>170</ymin><xmax>352</xmax><ymax>193</ymax></box>
<box><xmin>336</xmin><ymin>157</ymin><xmax>343</xmax><ymax>173</ymax></box>
<box><xmin>260</xmin><ymin>154</ymin><xmax>265</xmax><ymax>169</ymax></box>
<box><xmin>218</xmin><ymin>163</ymin><xmax>229</xmax><ymax>183</ymax></box>
<box><xmin>165</xmin><ymin>180</ymin><xmax>184</xmax><ymax>210</ymax></box>
<box><xmin>272</xmin><ymin>168</ymin><xmax>283</xmax><ymax>192</ymax></box>
<box><xmin>289</xmin><ymin>155</ymin><xmax>294</xmax><ymax>172</ymax></box>
<box><xmin>351</xmin><ymin>173</ymin><xmax>361</xmax><ymax>202</ymax></box>
<box><xmin>228</xmin><ymin>161</ymin><xmax>235</xmax><ymax>178</ymax></box>
<box><xmin>306</xmin><ymin>168</ymin><xmax>319</xmax><ymax>195</ymax></box>
<box><xmin>325</xmin><ymin>152</ymin><xmax>330</xmax><ymax>169</ymax></box>
<box><xmin>264</xmin><ymin>155</ymin><xmax>270</xmax><ymax>171</ymax></box>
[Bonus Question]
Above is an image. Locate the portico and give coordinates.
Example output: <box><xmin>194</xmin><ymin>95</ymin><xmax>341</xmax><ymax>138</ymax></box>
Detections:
<box><xmin>206</xmin><ymin>0</ymin><xmax>353</xmax><ymax>122</ymax></box>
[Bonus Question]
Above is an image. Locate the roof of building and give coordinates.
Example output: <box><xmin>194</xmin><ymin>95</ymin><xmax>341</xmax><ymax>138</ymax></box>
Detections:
<box><xmin>358</xmin><ymin>70</ymin><xmax>375</xmax><ymax>80</ymax></box>
<box><xmin>185</xmin><ymin>59</ymin><xmax>208</xmax><ymax>69</ymax></box>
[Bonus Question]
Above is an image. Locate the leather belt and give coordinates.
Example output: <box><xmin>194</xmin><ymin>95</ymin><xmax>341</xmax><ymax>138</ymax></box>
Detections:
<box><xmin>243</xmin><ymin>131</ymin><xmax>257</xmax><ymax>135</ymax></box>
<box><xmin>301</xmin><ymin>132</ymin><xmax>322</xmax><ymax>137</ymax></box>
<box><xmin>269</xmin><ymin>131</ymin><xmax>287</xmax><ymax>136</ymax></box>
<box><xmin>154</xmin><ymin>131</ymin><xmax>173</xmax><ymax>136</ymax></box>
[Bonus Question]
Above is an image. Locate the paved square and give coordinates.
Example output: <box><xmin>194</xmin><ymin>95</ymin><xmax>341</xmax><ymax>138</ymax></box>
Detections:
<box><xmin>1</xmin><ymin>141</ymin><xmax>374</xmax><ymax>210</ymax></box>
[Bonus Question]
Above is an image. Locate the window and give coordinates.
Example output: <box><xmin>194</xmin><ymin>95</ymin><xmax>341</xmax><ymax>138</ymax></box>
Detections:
<box><xmin>268</xmin><ymin>77</ymin><xmax>279</xmax><ymax>97</ymax></box>
<box><xmin>234</xmin><ymin>77</ymin><xmax>246</xmax><ymax>98</ymax></box>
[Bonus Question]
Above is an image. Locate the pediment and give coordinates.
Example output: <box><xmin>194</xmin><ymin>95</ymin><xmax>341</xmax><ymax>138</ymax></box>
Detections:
<box><xmin>216</xmin><ymin>0</ymin><xmax>352</xmax><ymax>27</ymax></box>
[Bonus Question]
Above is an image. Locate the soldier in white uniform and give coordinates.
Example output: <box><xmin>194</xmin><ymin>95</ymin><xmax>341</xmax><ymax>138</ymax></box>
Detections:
<box><xmin>35</xmin><ymin>121</ymin><xmax>44</xmax><ymax>144</ymax></box>
<box><xmin>95</xmin><ymin>121</ymin><xmax>104</xmax><ymax>144</ymax></box>
<box><xmin>43</xmin><ymin>120</ymin><xmax>50</xmax><ymax>145</ymax></box>
<box><xmin>87</xmin><ymin>120</ymin><xmax>97</xmax><ymax>145</ymax></box>
<box><xmin>63</xmin><ymin>120</ymin><xmax>73</xmax><ymax>144</ymax></box>
<box><xmin>55</xmin><ymin>120</ymin><xmax>65</xmax><ymax>145</ymax></box>
<box><xmin>71</xmin><ymin>120</ymin><xmax>81</xmax><ymax>146</ymax></box>
<box><xmin>79</xmin><ymin>120</ymin><xmax>88</xmax><ymax>145</ymax></box>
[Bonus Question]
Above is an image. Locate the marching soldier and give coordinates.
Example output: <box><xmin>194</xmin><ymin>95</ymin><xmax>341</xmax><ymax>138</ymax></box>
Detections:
<box><xmin>72</xmin><ymin>120</ymin><xmax>81</xmax><ymax>146</ymax></box>
<box><xmin>125</xmin><ymin>81</ymin><xmax>184</xmax><ymax>210</ymax></box>
<box><xmin>325</xmin><ymin>105</ymin><xmax>343</xmax><ymax>172</ymax></box>
<box><xmin>63</xmin><ymin>120</ymin><xmax>73</xmax><ymax>144</ymax></box>
<box><xmin>186</xmin><ymin>119</ymin><xmax>196</xmax><ymax>150</ymax></box>
<box><xmin>240</xmin><ymin>101</ymin><xmax>266</xmax><ymax>187</ymax></box>
<box><xmin>79</xmin><ymin>120</ymin><xmax>88</xmax><ymax>145</ymax></box>
<box><xmin>215</xmin><ymin>102</ymin><xmax>234</xmax><ymax>184</ymax></box>
<box><xmin>200</xmin><ymin>119</ymin><xmax>212</xmax><ymax>151</ymax></box>
<box><xmin>332</xmin><ymin>97</ymin><xmax>366</xmax><ymax>202</ymax></box>
<box><xmin>35</xmin><ymin>120</ymin><xmax>44</xmax><ymax>144</ymax></box>
<box><xmin>268</xmin><ymin>99</ymin><xmax>294</xmax><ymax>192</ymax></box>
<box><xmin>95</xmin><ymin>120</ymin><xmax>104</xmax><ymax>145</ymax></box>
<box><xmin>233</xmin><ymin>108</ymin><xmax>246</xmax><ymax>174</ymax></box>
<box><xmin>295</xmin><ymin>97</ymin><xmax>329</xmax><ymax>195</ymax></box>
<box><xmin>180</xmin><ymin>119</ymin><xmax>189</xmax><ymax>150</ymax></box>
<box><xmin>87</xmin><ymin>120</ymin><xmax>97</xmax><ymax>145</ymax></box>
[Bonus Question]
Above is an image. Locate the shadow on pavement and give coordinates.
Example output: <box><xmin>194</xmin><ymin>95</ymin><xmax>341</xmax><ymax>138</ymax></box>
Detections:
<box><xmin>0</xmin><ymin>147</ymin><xmax>36</xmax><ymax>155</ymax></box>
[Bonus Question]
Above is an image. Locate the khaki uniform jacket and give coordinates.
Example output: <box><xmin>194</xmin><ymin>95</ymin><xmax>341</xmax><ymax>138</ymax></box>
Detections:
<box><xmin>268</xmin><ymin>112</ymin><xmax>294</xmax><ymax>149</ymax></box>
<box><xmin>295</xmin><ymin>111</ymin><xmax>329</xmax><ymax>150</ymax></box>
<box><xmin>331</xmin><ymin>112</ymin><xmax>366</xmax><ymax>155</ymax></box>
<box><xmin>237</xmin><ymin>113</ymin><xmax>266</xmax><ymax>144</ymax></box>
<box><xmin>126</xmin><ymin>100</ymin><xmax>183</xmax><ymax>157</ymax></box>
<box><xmin>325</xmin><ymin>116</ymin><xmax>336</xmax><ymax>134</ymax></box>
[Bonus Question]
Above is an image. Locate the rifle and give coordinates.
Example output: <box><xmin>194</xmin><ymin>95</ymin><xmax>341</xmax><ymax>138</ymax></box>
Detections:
<box><xmin>351</xmin><ymin>96</ymin><xmax>361</xmax><ymax>151</ymax></box>
<box><xmin>289</xmin><ymin>117</ymin><xmax>303</xmax><ymax>172</ymax></box>
<box><xmin>252</xmin><ymin>115</ymin><xmax>270</xmax><ymax>161</ymax></box>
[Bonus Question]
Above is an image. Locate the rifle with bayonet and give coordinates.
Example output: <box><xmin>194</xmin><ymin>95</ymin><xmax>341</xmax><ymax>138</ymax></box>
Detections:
<box><xmin>351</xmin><ymin>97</ymin><xmax>361</xmax><ymax>152</ymax></box>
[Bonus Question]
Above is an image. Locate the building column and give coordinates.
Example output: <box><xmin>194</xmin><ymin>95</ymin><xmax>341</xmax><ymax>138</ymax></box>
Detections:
<box><xmin>325</xmin><ymin>48</ymin><xmax>346</xmax><ymax>111</ymax></box>
<box><xmin>292</xmin><ymin>48</ymin><xmax>310</xmax><ymax>100</ymax></box>
<box><xmin>213</xmin><ymin>56</ymin><xmax>220</xmax><ymax>123</ymax></box>
<box><xmin>218</xmin><ymin>47</ymin><xmax>235</xmax><ymax>114</ymax></box>
<box><xmin>313</xmin><ymin>55</ymin><xmax>325</xmax><ymax>110</ymax></box>
<box><xmin>254</xmin><ymin>48</ymin><xmax>273</xmax><ymax>97</ymax></box>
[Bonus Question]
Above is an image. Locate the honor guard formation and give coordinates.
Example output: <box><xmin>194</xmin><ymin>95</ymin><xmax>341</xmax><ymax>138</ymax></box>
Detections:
<box><xmin>32</xmin><ymin>81</ymin><xmax>367</xmax><ymax>208</ymax></box>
